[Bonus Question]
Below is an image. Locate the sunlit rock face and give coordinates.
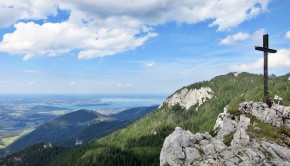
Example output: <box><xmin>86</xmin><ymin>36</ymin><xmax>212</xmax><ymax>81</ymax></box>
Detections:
<box><xmin>233</xmin><ymin>72</ymin><xmax>240</xmax><ymax>77</ymax></box>
<box><xmin>160</xmin><ymin>102</ymin><xmax>290</xmax><ymax>166</ymax></box>
<box><xmin>160</xmin><ymin>87</ymin><xmax>214</xmax><ymax>110</ymax></box>
<box><xmin>214</xmin><ymin>106</ymin><xmax>238</xmax><ymax>140</ymax></box>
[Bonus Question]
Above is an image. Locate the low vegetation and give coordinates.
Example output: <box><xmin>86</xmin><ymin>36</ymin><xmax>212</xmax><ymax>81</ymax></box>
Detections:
<box><xmin>223</xmin><ymin>131</ymin><xmax>236</xmax><ymax>146</ymax></box>
<box><xmin>246</xmin><ymin>114</ymin><xmax>290</xmax><ymax>147</ymax></box>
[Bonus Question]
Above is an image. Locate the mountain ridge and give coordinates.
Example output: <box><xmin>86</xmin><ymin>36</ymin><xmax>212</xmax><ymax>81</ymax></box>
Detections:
<box><xmin>50</xmin><ymin>72</ymin><xmax>273</xmax><ymax>165</ymax></box>
<box><xmin>1</xmin><ymin>72</ymin><xmax>289</xmax><ymax>165</ymax></box>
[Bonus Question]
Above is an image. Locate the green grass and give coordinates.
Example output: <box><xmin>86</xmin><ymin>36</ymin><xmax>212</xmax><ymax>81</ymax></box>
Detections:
<box><xmin>247</xmin><ymin>114</ymin><xmax>290</xmax><ymax>147</ymax></box>
<box><xmin>0</xmin><ymin>129</ymin><xmax>33</xmax><ymax>149</ymax></box>
<box><xmin>223</xmin><ymin>131</ymin><xmax>236</xmax><ymax>146</ymax></box>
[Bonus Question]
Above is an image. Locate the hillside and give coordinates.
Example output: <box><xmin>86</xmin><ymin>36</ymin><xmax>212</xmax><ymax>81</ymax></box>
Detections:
<box><xmin>2</xmin><ymin>106</ymin><xmax>157</xmax><ymax>155</ymax></box>
<box><xmin>110</xmin><ymin>106</ymin><xmax>158</xmax><ymax>122</ymax></box>
<box><xmin>2</xmin><ymin>110</ymin><xmax>110</xmax><ymax>154</ymax></box>
<box><xmin>0</xmin><ymin>143</ymin><xmax>65</xmax><ymax>166</ymax></box>
<box><xmin>1</xmin><ymin>72</ymin><xmax>289</xmax><ymax>165</ymax></box>
<box><xmin>49</xmin><ymin>72</ymin><xmax>289</xmax><ymax>165</ymax></box>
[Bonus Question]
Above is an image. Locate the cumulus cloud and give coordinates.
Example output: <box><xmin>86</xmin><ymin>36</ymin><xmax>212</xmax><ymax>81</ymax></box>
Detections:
<box><xmin>61</xmin><ymin>0</ymin><xmax>268</xmax><ymax>31</ymax></box>
<box><xmin>230</xmin><ymin>49</ymin><xmax>290</xmax><ymax>70</ymax></box>
<box><xmin>0</xmin><ymin>21</ymin><xmax>157</xmax><ymax>60</ymax></box>
<box><xmin>0</xmin><ymin>0</ymin><xmax>269</xmax><ymax>59</ymax></box>
<box><xmin>0</xmin><ymin>0</ymin><xmax>58</xmax><ymax>28</ymax></box>
<box><xmin>220</xmin><ymin>32</ymin><xmax>250</xmax><ymax>45</ymax></box>
<box><xmin>286</xmin><ymin>31</ymin><xmax>290</xmax><ymax>39</ymax></box>
<box><xmin>220</xmin><ymin>28</ymin><xmax>265</xmax><ymax>46</ymax></box>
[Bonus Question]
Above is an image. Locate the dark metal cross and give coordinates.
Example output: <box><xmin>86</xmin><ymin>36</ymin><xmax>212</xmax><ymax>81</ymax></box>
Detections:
<box><xmin>255</xmin><ymin>34</ymin><xmax>277</xmax><ymax>106</ymax></box>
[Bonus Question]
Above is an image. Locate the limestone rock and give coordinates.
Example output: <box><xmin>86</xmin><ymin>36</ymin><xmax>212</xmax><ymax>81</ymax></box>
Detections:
<box><xmin>233</xmin><ymin>72</ymin><xmax>240</xmax><ymax>77</ymax></box>
<box><xmin>160</xmin><ymin>127</ymin><xmax>197</xmax><ymax>166</ymax></box>
<box><xmin>239</xmin><ymin>102</ymin><xmax>288</xmax><ymax>128</ymax></box>
<box><xmin>160</xmin><ymin>102</ymin><xmax>290</xmax><ymax>166</ymax></box>
<box><xmin>231</xmin><ymin>115</ymin><xmax>251</xmax><ymax>147</ymax></box>
<box><xmin>162</xmin><ymin>87</ymin><xmax>214</xmax><ymax>110</ymax></box>
<box><xmin>284</xmin><ymin>106</ymin><xmax>290</xmax><ymax>118</ymax></box>
<box><xmin>274</xmin><ymin>95</ymin><xmax>283</xmax><ymax>104</ymax></box>
<box><xmin>215</xmin><ymin>106</ymin><xmax>238</xmax><ymax>139</ymax></box>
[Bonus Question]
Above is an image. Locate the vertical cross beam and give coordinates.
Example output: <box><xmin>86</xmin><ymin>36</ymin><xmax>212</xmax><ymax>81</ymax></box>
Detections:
<box><xmin>263</xmin><ymin>34</ymin><xmax>269</xmax><ymax>104</ymax></box>
<box><xmin>255</xmin><ymin>34</ymin><xmax>277</xmax><ymax>106</ymax></box>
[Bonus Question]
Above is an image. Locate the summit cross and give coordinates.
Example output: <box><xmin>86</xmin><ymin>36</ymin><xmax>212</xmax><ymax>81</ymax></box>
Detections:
<box><xmin>255</xmin><ymin>34</ymin><xmax>277</xmax><ymax>106</ymax></box>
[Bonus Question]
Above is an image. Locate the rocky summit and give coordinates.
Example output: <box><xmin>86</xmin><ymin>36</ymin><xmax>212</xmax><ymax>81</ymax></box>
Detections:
<box><xmin>160</xmin><ymin>102</ymin><xmax>290</xmax><ymax>166</ymax></box>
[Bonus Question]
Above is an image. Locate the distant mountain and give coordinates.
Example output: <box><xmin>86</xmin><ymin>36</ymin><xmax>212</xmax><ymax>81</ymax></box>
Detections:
<box><xmin>1</xmin><ymin>72</ymin><xmax>289</xmax><ymax>166</ymax></box>
<box><xmin>110</xmin><ymin>105</ymin><xmax>158</xmax><ymax>122</ymax></box>
<box><xmin>2</xmin><ymin>106</ymin><xmax>157</xmax><ymax>155</ymax></box>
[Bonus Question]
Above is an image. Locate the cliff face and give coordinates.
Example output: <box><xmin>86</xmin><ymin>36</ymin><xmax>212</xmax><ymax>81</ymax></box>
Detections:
<box><xmin>160</xmin><ymin>102</ymin><xmax>290</xmax><ymax>166</ymax></box>
<box><xmin>159</xmin><ymin>87</ymin><xmax>214</xmax><ymax>110</ymax></box>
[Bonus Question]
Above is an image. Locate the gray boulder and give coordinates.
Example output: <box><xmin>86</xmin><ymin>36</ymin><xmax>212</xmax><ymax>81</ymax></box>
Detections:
<box><xmin>160</xmin><ymin>127</ymin><xmax>197</xmax><ymax>166</ymax></box>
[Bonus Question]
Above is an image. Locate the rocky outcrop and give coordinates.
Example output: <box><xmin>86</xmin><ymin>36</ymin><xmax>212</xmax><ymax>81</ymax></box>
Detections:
<box><xmin>233</xmin><ymin>72</ymin><xmax>240</xmax><ymax>77</ymax></box>
<box><xmin>160</xmin><ymin>102</ymin><xmax>290</xmax><ymax>166</ymax></box>
<box><xmin>274</xmin><ymin>95</ymin><xmax>283</xmax><ymax>104</ymax></box>
<box><xmin>160</xmin><ymin>87</ymin><xmax>214</xmax><ymax>110</ymax></box>
<box><xmin>214</xmin><ymin>106</ymin><xmax>238</xmax><ymax>139</ymax></box>
<box><xmin>239</xmin><ymin>102</ymin><xmax>290</xmax><ymax>128</ymax></box>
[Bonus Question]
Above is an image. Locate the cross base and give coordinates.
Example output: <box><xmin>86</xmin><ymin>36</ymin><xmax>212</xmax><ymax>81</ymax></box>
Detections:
<box><xmin>263</xmin><ymin>96</ymin><xmax>272</xmax><ymax>107</ymax></box>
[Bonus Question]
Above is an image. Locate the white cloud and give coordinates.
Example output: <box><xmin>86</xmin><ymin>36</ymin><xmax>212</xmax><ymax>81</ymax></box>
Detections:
<box><xmin>220</xmin><ymin>32</ymin><xmax>250</xmax><ymax>45</ymax></box>
<box><xmin>0</xmin><ymin>0</ymin><xmax>58</xmax><ymax>28</ymax></box>
<box><xmin>286</xmin><ymin>31</ymin><xmax>290</xmax><ymax>39</ymax></box>
<box><xmin>251</xmin><ymin>28</ymin><xmax>266</xmax><ymax>46</ymax></box>
<box><xmin>22</xmin><ymin>69</ymin><xmax>39</xmax><ymax>74</ymax></box>
<box><xmin>124</xmin><ymin>60</ymin><xmax>156</xmax><ymax>67</ymax></box>
<box><xmin>117</xmin><ymin>83</ymin><xmax>132</xmax><ymax>88</ymax></box>
<box><xmin>28</xmin><ymin>81</ymin><xmax>36</xmax><ymax>85</ymax></box>
<box><xmin>69</xmin><ymin>81</ymin><xmax>76</xmax><ymax>86</ymax></box>
<box><xmin>62</xmin><ymin>0</ymin><xmax>268</xmax><ymax>31</ymax></box>
<box><xmin>230</xmin><ymin>49</ymin><xmax>290</xmax><ymax>70</ymax></box>
<box><xmin>0</xmin><ymin>21</ymin><xmax>157</xmax><ymax>60</ymax></box>
<box><xmin>0</xmin><ymin>0</ymin><xmax>269</xmax><ymax>59</ymax></box>
<box><xmin>220</xmin><ymin>28</ymin><xmax>265</xmax><ymax>46</ymax></box>
<box><xmin>146</xmin><ymin>62</ymin><xmax>155</xmax><ymax>67</ymax></box>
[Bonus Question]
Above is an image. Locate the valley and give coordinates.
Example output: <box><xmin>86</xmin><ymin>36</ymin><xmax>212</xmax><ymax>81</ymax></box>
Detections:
<box><xmin>0</xmin><ymin>94</ymin><xmax>165</xmax><ymax>151</ymax></box>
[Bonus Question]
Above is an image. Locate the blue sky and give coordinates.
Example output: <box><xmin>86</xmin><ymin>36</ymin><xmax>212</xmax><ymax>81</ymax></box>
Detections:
<box><xmin>0</xmin><ymin>0</ymin><xmax>289</xmax><ymax>94</ymax></box>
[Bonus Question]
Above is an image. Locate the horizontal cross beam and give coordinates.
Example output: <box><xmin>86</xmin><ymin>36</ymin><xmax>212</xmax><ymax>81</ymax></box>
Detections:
<box><xmin>255</xmin><ymin>46</ymin><xmax>277</xmax><ymax>53</ymax></box>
